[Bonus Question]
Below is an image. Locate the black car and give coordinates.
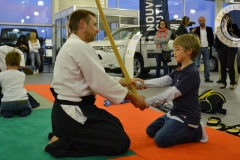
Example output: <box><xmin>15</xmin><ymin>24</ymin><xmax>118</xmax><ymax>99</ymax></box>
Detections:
<box><xmin>0</xmin><ymin>28</ymin><xmax>44</xmax><ymax>72</ymax></box>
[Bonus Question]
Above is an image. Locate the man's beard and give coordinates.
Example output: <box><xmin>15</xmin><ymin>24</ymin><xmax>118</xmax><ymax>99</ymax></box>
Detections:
<box><xmin>85</xmin><ymin>29</ymin><xmax>95</xmax><ymax>43</ymax></box>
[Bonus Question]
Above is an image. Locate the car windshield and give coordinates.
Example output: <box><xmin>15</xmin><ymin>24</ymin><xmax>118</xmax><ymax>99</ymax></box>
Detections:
<box><xmin>1</xmin><ymin>28</ymin><xmax>37</xmax><ymax>41</ymax></box>
<box><xmin>104</xmin><ymin>27</ymin><xmax>140</xmax><ymax>40</ymax></box>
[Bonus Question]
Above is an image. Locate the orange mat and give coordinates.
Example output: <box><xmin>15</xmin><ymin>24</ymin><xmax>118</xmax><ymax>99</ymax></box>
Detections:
<box><xmin>26</xmin><ymin>84</ymin><xmax>240</xmax><ymax>160</ymax></box>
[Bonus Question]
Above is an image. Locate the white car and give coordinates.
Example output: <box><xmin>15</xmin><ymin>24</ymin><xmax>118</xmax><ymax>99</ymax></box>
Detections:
<box><xmin>89</xmin><ymin>26</ymin><xmax>177</xmax><ymax>78</ymax></box>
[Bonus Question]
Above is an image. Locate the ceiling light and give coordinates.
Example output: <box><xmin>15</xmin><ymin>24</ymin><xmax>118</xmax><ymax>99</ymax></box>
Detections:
<box><xmin>38</xmin><ymin>1</ymin><xmax>44</xmax><ymax>6</ymax></box>
<box><xmin>190</xmin><ymin>9</ymin><xmax>196</xmax><ymax>14</ymax></box>
<box><xmin>42</xmin><ymin>30</ymin><xmax>45</xmax><ymax>32</ymax></box>
<box><xmin>174</xmin><ymin>15</ymin><xmax>178</xmax><ymax>19</ymax></box>
<box><xmin>26</xmin><ymin>16</ymin><xmax>30</xmax><ymax>19</ymax></box>
<box><xmin>21</xmin><ymin>19</ymin><xmax>24</xmax><ymax>23</ymax></box>
<box><xmin>34</xmin><ymin>12</ymin><xmax>39</xmax><ymax>16</ymax></box>
<box><xmin>13</xmin><ymin>29</ymin><xmax>20</xmax><ymax>32</ymax></box>
<box><xmin>175</xmin><ymin>3</ymin><xmax>178</xmax><ymax>5</ymax></box>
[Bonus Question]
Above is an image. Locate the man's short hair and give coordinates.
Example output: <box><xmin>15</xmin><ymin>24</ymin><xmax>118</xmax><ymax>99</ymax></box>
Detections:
<box><xmin>69</xmin><ymin>9</ymin><xmax>96</xmax><ymax>32</ymax></box>
<box><xmin>5</xmin><ymin>50</ymin><xmax>21</xmax><ymax>66</ymax></box>
<box><xmin>198</xmin><ymin>16</ymin><xmax>205</xmax><ymax>20</ymax></box>
<box><xmin>173</xmin><ymin>34</ymin><xmax>200</xmax><ymax>60</ymax></box>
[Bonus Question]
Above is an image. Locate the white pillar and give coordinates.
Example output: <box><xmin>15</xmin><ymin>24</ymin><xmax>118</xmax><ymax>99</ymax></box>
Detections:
<box><xmin>214</xmin><ymin>0</ymin><xmax>224</xmax><ymax>32</ymax></box>
<box><xmin>105</xmin><ymin>0</ymin><xmax>108</xmax><ymax>8</ymax></box>
<box><xmin>52</xmin><ymin>0</ymin><xmax>59</xmax><ymax>64</ymax></box>
<box><xmin>54</xmin><ymin>0</ymin><xmax>60</xmax><ymax>13</ymax></box>
<box><xmin>215</xmin><ymin>0</ymin><xmax>224</xmax><ymax>22</ymax></box>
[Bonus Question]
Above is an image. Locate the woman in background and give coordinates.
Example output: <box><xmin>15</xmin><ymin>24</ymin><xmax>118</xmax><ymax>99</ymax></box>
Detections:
<box><xmin>28</xmin><ymin>32</ymin><xmax>41</xmax><ymax>74</ymax></box>
<box><xmin>176</xmin><ymin>16</ymin><xmax>190</xmax><ymax>36</ymax></box>
<box><xmin>216</xmin><ymin>14</ymin><xmax>240</xmax><ymax>90</ymax></box>
<box><xmin>175</xmin><ymin>16</ymin><xmax>191</xmax><ymax>67</ymax></box>
<box><xmin>15</xmin><ymin>35</ymin><xmax>29</xmax><ymax>65</ymax></box>
<box><xmin>154</xmin><ymin>19</ymin><xmax>171</xmax><ymax>78</ymax></box>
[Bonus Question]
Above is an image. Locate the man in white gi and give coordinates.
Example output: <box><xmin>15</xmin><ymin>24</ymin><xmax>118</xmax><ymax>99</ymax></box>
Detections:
<box><xmin>0</xmin><ymin>45</ymin><xmax>25</xmax><ymax>71</ymax></box>
<box><xmin>0</xmin><ymin>45</ymin><xmax>33</xmax><ymax>74</ymax></box>
<box><xmin>45</xmin><ymin>9</ymin><xmax>148</xmax><ymax>158</ymax></box>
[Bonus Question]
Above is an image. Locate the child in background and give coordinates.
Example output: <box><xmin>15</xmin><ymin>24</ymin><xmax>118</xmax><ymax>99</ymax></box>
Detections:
<box><xmin>0</xmin><ymin>50</ymin><xmax>32</xmax><ymax>118</ymax></box>
<box><xmin>137</xmin><ymin>34</ymin><xmax>208</xmax><ymax>147</ymax></box>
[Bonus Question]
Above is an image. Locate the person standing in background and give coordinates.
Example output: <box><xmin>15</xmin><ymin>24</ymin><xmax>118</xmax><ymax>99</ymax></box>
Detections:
<box><xmin>15</xmin><ymin>35</ymin><xmax>29</xmax><ymax>65</ymax></box>
<box><xmin>175</xmin><ymin>16</ymin><xmax>190</xmax><ymax>67</ymax></box>
<box><xmin>176</xmin><ymin>16</ymin><xmax>190</xmax><ymax>36</ymax></box>
<box><xmin>216</xmin><ymin>15</ymin><xmax>239</xmax><ymax>85</ymax></box>
<box><xmin>28</xmin><ymin>32</ymin><xmax>41</xmax><ymax>74</ymax></box>
<box><xmin>217</xmin><ymin>57</ymin><xmax>238</xmax><ymax>84</ymax></box>
<box><xmin>154</xmin><ymin>20</ymin><xmax>172</xmax><ymax>78</ymax></box>
<box><xmin>193</xmin><ymin>16</ymin><xmax>214</xmax><ymax>82</ymax></box>
<box><xmin>215</xmin><ymin>14</ymin><xmax>240</xmax><ymax>90</ymax></box>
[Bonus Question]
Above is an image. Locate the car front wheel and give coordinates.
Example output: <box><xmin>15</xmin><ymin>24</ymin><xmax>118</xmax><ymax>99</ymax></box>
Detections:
<box><xmin>209</xmin><ymin>56</ymin><xmax>218</xmax><ymax>71</ymax></box>
<box><xmin>134</xmin><ymin>55</ymin><xmax>143</xmax><ymax>78</ymax></box>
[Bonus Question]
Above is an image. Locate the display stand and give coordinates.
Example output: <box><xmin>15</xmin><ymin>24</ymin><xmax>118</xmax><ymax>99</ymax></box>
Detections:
<box><xmin>45</xmin><ymin>39</ymin><xmax>53</xmax><ymax>73</ymax></box>
<box><xmin>124</xmin><ymin>34</ymin><xmax>142</xmax><ymax>78</ymax></box>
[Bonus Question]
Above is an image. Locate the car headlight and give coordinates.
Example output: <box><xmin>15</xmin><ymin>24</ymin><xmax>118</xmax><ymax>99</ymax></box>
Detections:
<box><xmin>92</xmin><ymin>45</ymin><xmax>124</xmax><ymax>52</ymax></box>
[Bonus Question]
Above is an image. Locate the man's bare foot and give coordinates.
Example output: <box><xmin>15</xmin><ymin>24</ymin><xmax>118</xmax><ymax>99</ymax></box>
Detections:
<box><xmin>49</xmin><ymin>135</ymin><xmax>59</xmax><ymax>144</ymax></box>
<box><xmin>43</xmin><ymin>135</ymin><xmax>59</xmax><ymax>150</ymax></box>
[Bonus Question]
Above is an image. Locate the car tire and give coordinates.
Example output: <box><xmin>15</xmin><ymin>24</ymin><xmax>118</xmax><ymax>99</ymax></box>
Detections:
<box><xmin>134</xmin><ymin>55</ymin><xmax>143</xmax><ymax>78</ymax></box>
<box><xmin>209</xmin><ymin>56</ymin><xmax>218</xmax><ymax>71</ymax></box>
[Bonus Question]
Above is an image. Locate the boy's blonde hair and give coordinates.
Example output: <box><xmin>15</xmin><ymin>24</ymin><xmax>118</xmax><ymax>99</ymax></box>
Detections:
<box><xmin>173</xmin><ymin>34</ymin><xmax>200</xmax><ymax>60</ymax></box>
<box><xmin>5</xmin><ymin>50</ymin><xmax>21</xmax><ymax>66</ymax></box>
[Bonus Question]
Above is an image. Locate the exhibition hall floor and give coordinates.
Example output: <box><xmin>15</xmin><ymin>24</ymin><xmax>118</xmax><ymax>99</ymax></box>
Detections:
<box><xmin>2</xmin><ymin>69</ymin><xmax>236</xmax><ymax>160</ymax></box>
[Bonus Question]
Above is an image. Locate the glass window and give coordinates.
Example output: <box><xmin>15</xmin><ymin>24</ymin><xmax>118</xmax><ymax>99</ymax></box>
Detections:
<box><xmin>168</xmin><ymin>1</ymin><xmax>183</xmax><ymax>21</ymax></box>
<box><xmin>185</xmin><ymin>0</ymin><xmax>215</xmax><ymax>29</ymax></box>
<box><xmin>111</xmin><ymin>27</ymin><xmax>139</xmax><ymax>40</ymax></box>
<box><xmin>120</xmin><ymin>17</ymin><xmax>138</xmax><ymax>25</ymax></box>
<box><xmin>108</xmin><ymin>0</ymin><xmax>117</xmax><ymax>8</ymax></box>
<box><xmin>0</xmin><ymin>0</ymin><xmax>52</xmax><ymax>24</ymax></box>
<box><xmin>98</xmin><ymin>16</ymin><xmax>119</xmax><ymax>40</ymax></box>
<box><xmin>119</xmin><ymin>0</ymin><xmax>139</xmax><ymax>10</ymax></box>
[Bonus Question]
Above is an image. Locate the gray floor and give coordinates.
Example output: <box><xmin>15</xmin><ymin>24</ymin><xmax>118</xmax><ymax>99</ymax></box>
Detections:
<box><xmin>26</xmin><ymin>66</ymin><xmax>240</xmax><ymax>126</ymax></box>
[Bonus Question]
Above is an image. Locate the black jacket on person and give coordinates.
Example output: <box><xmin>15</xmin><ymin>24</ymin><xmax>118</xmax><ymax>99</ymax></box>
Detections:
<box><xmin>194</xmin><ymin>26</ymin><xmax>214</xmax><ymax>48</ymax></box>
<box><xmin>15</xmin><ymin>41</ymin><xmax>29</xmax><ymax>54</ymax></box>
<box><xmin>215</xmin><ymin>36</ymin><xmax>228</xmax><ymax>53</ymax></box>
<box><xmin>176</xmin><ymin>24</ymin><xmax>188</xmax><ymax>36</ymax></box>
<box><xmin>228</xmin><ymin>23</ymin><xmax>240</xmax><ymax>38</ymax></box>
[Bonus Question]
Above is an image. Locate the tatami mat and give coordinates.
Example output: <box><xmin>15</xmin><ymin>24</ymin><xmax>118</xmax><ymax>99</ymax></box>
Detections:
<box><xmin>0</xmin><ymin>84</ymin><xmax>239</xmax><ymax>160</ymax></box>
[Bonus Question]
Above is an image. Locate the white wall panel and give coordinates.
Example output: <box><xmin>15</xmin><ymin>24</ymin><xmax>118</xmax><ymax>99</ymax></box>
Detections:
<box><xmin>58</xmin><ymin>0</ymin><xmax>106</xmax><ymax>13</ymax></box>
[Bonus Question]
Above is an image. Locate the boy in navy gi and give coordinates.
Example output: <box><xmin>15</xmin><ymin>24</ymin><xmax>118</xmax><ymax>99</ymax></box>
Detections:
<box><xmin>137</xmin><ymin>34</ymin><xmax>208</xmax><ymax>147</ymax></box>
